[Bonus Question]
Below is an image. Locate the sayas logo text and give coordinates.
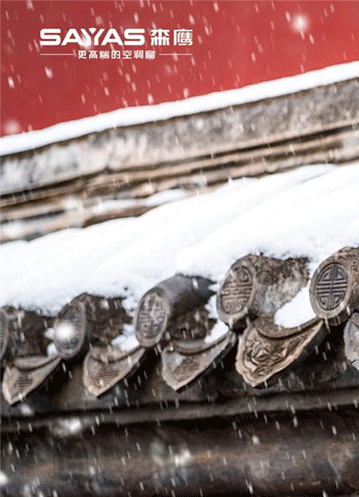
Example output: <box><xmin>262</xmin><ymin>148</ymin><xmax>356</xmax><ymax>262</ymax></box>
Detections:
<box><xmin>40</xmin><ymin>28</ymin><xmax>146</xmax><ymax>46</ymax></box>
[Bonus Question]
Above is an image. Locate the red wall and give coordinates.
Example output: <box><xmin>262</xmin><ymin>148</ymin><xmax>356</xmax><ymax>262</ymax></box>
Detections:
<box><xmin>2</xmin><ymin>0</ymin><xmax>359</xmax><ymax>136</ymax></box>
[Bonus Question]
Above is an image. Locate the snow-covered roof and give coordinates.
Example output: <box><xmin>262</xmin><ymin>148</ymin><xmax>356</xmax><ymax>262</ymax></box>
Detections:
<box><xmin>2</xmin><ymin>61</ymin><xmax>359</xmax><ymax>157</ymax></box>
<box><xmin>1</xmin><ymin>163</ymin><xmax>359</xmax><ymax>328</ymax></box>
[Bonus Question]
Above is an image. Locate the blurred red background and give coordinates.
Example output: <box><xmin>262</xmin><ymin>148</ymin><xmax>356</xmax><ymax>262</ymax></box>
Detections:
<box><xmin>2</xmin><ymin>0</ymin><xmax>359</xmax><ymax>136</ymax></box>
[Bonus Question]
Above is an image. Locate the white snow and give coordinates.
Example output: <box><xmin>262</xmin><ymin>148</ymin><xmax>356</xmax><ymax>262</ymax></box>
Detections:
<box><xmin>45</xmin><ymin>328</ymin><xmax>58</xmax><ymax>355</ymax></box>
<box><xmin>274</xmin><ymin>287</ymin><xmax>316</xmax><ymax>328</ymax></box>
<box><xmin>204</xmin><ymin>320</ymin><xmax>229</xmax><ymax>344</ymax></box>
<box><xmin>47</xmin><ymin>343</ymin><xmax>58</xmax><ymax>356</ymax></box>
<box><xmin>19</xmin><ymin>403</ymin><xmax>35</xmax><ymax>416</ymax></box>
<box><xmin>44</xmin><ymin>327</ymin><xmax>54</xmax><ymax>339</ymax></box>
<box><xmin>1</xmin><ymin>164</ymin><xmax>359</xmax><ymax>332</ymax></box>
<box><xmin>204</xmin><ymin>295</ymin><xmax>229</xmax><ymax>343</ymax></box>
<box><xmin>2</xmin><ymin>61</ymin><xmax>359</xmax><ymax>156</ymax></box>
<box><xmin>50</xmin><ymin>417</ymin><xmax>84</xmax><ymax>437</ymax></box>
<box><xmin>54</xmin><ymin>322</ymin><xmax>77</xmax><ymax>341</ymax></box>
<box><xmin>0</xmin><ymin>471</ymin><xmax>9</xmax><ymax>487</ymax></box>
<box><xmin>111</xmin><ymin>324</ymin><xmax>140</xmax><ymax>351</ymax></box>
<box><xmin>143</xmin><ymin>188</ymin><xmax>188</xmax><ymax>207</ymax></box>
<box><xmin>88</xmin><ymin>189</ymin><xmax>188</xmax><ymax>216</ymax></box>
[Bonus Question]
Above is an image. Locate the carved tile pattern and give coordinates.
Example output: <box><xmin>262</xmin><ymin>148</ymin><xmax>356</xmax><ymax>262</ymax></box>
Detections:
<box><xmin>220</xmin><ymin>266</ymin><xmax>253</xmax><ymax>315</ymax></box>
<box><xmin>137</xmin><ymin>292</ymin><xmax>168</xmax><ymax>339</ymax></box>
<box><xmin>315</xmin><ymin>263</ymin><xmax>348</xmax><ymax>311</ymax></box>
<box><xmin>92</xmin><ymin>362</ymin><xmax>120</xmax><ymax>388</ymax></box>
<box><xmin>237</xmin><ymin>320</ymin><xmax>325</xmax><ymax>387</ymax></box>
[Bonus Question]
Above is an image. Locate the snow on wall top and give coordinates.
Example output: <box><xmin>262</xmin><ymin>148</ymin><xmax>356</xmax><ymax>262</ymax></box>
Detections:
<box><xmin>1</xmin><ymin>61</ymin><xmax>359</xmax><ymax>157</ymax></box>
<box><xmin>1</xmin><ymin>163</ymin><xmax>359</xmax><ymax>329</ymax></box>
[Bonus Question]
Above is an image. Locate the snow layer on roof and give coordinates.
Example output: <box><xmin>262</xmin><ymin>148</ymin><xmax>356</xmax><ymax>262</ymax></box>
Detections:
<box><xmin>1</xmin><ymin>163</ymin><xmax>359</xmax><ymax>330</ymax></box>
<box><xmin>1</xmin><ymin>61</ymin><xmax>359</xmax><ymax>156</ymax></box>
<box><xmin>205</xmin><ymin>295</ymin><xmax>229</xmax><ymax>344</ymax></box>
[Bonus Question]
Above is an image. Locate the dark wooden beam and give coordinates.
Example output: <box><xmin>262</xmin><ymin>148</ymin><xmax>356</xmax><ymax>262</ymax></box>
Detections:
<box><xmin>2</xmin><ymin>408</ymin><xmax>359</xmax><ymax>496</ymax></box>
